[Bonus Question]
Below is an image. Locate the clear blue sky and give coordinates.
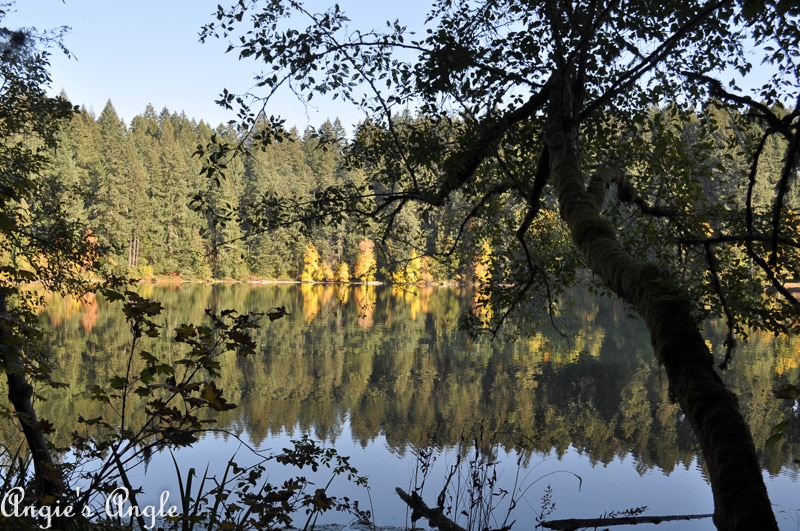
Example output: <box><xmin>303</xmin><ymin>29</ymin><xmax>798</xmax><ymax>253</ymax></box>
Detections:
<box><xmin>5</xmin><ymin>0</ymin><xmax>430</xmax><ymax>132</ymax></box>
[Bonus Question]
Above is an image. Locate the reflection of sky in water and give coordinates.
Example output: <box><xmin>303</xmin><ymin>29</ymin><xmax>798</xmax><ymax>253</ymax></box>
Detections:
<box><xmin>38</xmin><ymin>286</ymin><xmax>800</xmax><ymax>530</ymax></box>
<box><xmin>121</xmin><ymin>420</ymin><xmax>799</xmax><ymax>530</ymax></box>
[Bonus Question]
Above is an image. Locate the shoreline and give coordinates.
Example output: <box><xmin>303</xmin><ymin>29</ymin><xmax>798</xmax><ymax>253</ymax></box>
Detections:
<box><xmin>135</xmin><ymin>277</ymin><xmax>467</xmax><ymax>287</ymax></box>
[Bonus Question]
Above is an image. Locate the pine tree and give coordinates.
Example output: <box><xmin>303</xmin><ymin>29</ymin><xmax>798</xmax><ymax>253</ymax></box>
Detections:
<box><xmin>89</xmin><ymin>101</ymin><xmax>145</xmax><ymax>273</ymax></box>
<box><xmin>150</xmin><ymin>110</ymin><xmax>210</xmax><ymax>277</ymax></box>
<box><xmin>242</xmin><ymin>123</ymin><xmax>310</xmax><ymax>278</ymax></box>
<box><xmin>200</xmin><ymin>122</ymin><xmax>249</xmax><ymax>279</ymax></box>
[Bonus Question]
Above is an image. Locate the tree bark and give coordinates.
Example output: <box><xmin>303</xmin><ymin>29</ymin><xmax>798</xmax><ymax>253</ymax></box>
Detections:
<box><xmin>545</xmin><ymin>69</ymin><xmax>778</xmax><ymax>530</ymax></box>
<box><xmin>0</xmin><ymin>294</ymin><xmax>64</xmax><ymax>499</ymax></box>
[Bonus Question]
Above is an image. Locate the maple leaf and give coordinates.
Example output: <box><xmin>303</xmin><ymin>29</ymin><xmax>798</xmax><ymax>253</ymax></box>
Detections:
<box><xmin>201</xmin><ymin>381</ymin><xmax>237</xmax><ymax>411</ymax></box>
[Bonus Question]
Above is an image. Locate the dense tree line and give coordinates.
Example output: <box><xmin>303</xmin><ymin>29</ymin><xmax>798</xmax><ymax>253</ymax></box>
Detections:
<box><xmin>46</xmin><ymin>101</ymin><xmax>328</xmax><ymax>280</ymax></box>
<box><xmin>42</xmin><ymin>100</ymin><xmax>792</xmax><ymax>290</ymax></box>
<box><xmin>201</xmin><ymin>1</ymin><xmax>800</xmax><ymax>527</ymax></box>
<box><xmin>45</xmin><ymin>104</ymin><xmax>446</xmax><ymax>282</ymax></box>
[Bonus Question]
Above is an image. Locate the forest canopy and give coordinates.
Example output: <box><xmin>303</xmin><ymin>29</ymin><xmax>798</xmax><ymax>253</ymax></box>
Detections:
<box><xmin>38</xmin><ymin>99</ymin><xmax>800</xmax><ymax>295</ymax></box>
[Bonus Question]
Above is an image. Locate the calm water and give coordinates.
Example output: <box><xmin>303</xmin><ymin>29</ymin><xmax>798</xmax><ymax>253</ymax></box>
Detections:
<box><xmin>28</xmin><ymin>284</ymin><xmax>800</xmax><ymax>529</ymax></box>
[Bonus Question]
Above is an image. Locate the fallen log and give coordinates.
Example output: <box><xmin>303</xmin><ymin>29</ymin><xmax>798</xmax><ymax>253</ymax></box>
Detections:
<box><xmin>540</xmin><ymin>512</ymin><xmax>713</xmax><ymax>530</ymax></box>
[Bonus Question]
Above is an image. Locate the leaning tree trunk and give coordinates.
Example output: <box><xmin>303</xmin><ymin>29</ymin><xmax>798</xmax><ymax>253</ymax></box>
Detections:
<box><xmin>545</xmin><ymin>69</ymin><xmax>778</xmax><ymax>530</ymax></box>
<box><xmin>0</xmin><ymin>293</ymin><xmax>64</xmax><ymax>499</ymax></box>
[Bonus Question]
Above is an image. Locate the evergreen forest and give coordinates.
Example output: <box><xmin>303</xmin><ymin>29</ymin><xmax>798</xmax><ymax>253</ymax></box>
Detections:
<box><xmin>44</xmin><ymin>99</ymin><xmax>794</xmax><ymax>288</ymax></box>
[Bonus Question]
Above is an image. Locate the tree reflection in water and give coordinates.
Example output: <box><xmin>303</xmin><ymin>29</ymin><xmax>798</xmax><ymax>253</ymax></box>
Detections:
<box><xmin>23</xmin><ymin>284</ymin><xmax>800</xmax><ymax>529</ymax></box>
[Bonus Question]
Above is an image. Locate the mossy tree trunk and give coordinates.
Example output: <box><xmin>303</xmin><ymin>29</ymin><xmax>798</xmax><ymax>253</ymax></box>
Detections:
<box><xmin>546</xmin><ymin>69</ymin><xmax>777</xmax><ymax>530</ymax></box>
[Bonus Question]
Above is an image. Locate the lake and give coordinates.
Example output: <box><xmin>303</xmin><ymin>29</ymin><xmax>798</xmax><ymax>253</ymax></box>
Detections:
<box><xmin>25</xmin><ymin>284</ymin><xmax>800</xmax><ymax>529</ymax></box>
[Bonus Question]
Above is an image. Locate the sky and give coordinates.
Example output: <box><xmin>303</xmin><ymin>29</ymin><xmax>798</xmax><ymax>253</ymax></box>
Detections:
<box><xmin>4</xmin><ymin>0</ymin><xmax>430</xmax><ymax>132</ymax></box>
<box><xmin>4</xmin><ymin>1</ymin><xmax>778</xmax><ymax>133</ymax></box>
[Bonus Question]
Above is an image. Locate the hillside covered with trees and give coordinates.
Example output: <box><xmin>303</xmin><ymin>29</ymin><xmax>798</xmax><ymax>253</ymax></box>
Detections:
<box><xmin>44</xmin><ymin>99</ymin><xmax>792</xmax><ymax>288</ymax></box>
<box><xmin>49</xmin><ymin>102</ymin><xmax>374</xmax><ymax>281</ymax></box>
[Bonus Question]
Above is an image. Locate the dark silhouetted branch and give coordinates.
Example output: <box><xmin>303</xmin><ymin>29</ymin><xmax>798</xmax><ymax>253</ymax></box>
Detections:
<box><xmin>395</xmin><ymin>487</ymin><xmax>468</xmax><ymax>531</ymax></box>
<box><xmin>540</xmin><ymin>512</ymin><xmax>713</xmax><ymax>530</ymax></box>
<box><xmin>432</xmin><ymin>87</ymin><xmax>549</xmax><ymax>206</ymax></box>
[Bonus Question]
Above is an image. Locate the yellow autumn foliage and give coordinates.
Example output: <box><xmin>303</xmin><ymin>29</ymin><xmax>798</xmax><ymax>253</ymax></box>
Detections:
<box><xmin>301</xmin><ymin>242</ymin><xmax>324</xmax><ymax>282</ymax></box>
<box><xmin>337</xmin><ymin>261</ymin><xmax>351</xmax><ymax>282</ymax></box>
<box><xmin>354</xmin><ymin>238</ymin><xmax>377</xmax><ymax>282</ymax></box>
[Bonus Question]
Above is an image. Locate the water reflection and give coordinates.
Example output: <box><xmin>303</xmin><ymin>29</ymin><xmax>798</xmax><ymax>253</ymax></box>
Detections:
<box><xmin>18</xmin><ymin>284</ymin><xmax>800</xmax><ymax>527</ymax></box>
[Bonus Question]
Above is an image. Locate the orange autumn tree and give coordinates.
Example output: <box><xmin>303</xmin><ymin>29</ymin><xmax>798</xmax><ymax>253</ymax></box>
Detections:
<box><xmin>353</xmin><ymin>238</ymin><xmax>377</xmax><ymax>283</ymax></box>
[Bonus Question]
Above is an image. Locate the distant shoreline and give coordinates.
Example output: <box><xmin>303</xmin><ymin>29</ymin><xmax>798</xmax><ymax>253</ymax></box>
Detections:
<box><xmin>135</xmin><ymin>277</ymin><xmax>467</xmax><ymax>287</ymax></box>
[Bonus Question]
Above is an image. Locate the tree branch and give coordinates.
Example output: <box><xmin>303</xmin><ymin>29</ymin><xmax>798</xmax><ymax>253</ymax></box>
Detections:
<box><xmin>769</xmin><ymin>123</ymin><xmax>800</xmax><ymax>265</ymax></box>
<box><xmin>702</xmin><ymin>241</ymin><xmax>737</xmax><ymax>369</ymax></box>
<box><xmin>395</xmin><ymin>487</ymin><xmax>468</xmax><ymax>531</ymax></box>
<box><xmin>682</xmin><ymin>71</ymin><xmax>799</xmax><ymax>140</ymax></box>
<box><xmin>432</xmin><ymin>87</ymin><xmax>550</xmax><ymax>206</ymax></box>
<box><xmin>581</xmin><ymin>0</ymin><xmax>733</xmax><ymax>120</ymax></box>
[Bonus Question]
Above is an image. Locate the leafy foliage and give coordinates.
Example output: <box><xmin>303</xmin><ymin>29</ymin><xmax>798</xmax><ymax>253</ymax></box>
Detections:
<box><xmin>163</xmin><ymin>435</ymin><xmax>371</xmax><ymax>531</ymax></box>
<box><xmin>197</xmin><ymin>0</ymin><xmax>800</xmax><ymax>343</ymax></box>
<box><xmin>0</xmin><ymin>6</ymin><xmax>119</xmax><ymax>504</ymax></box>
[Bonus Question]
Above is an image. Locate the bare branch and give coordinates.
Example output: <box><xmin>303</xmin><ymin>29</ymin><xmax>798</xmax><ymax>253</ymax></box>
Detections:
<box><xmin>395</xmin><ymin>487</ymin><xmax>469</xmax><ymax>531</ymax></box>
<box><xmin>702</xmin><ymin>242</ymin><xmax>737</xmax><ymax>369</ymax></box>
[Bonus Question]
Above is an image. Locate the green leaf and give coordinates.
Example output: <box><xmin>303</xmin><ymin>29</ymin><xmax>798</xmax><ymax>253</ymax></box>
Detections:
<box><xmin>77</xmin><ymin>415</ymin><xmax>104</xmax><ymax>425</ymax></box>
<box><xmin>155</xmin><ymin>363</ymin><xmax>175</xmax><ymax>376</ymax></box>
<box><xmin>174</xmin><ymin>323</ymin><xmax>197</xmax><ymax>340</ymax></box>
<box><xmin>140</xmin><ymin>350</ymin><xmax>158</xmax><ymax>363</ymax></box>
<box><xmin>110</xmin><ymin>376</ymin><xmax>129</xmax><ymax>390</ymax></box>
<box><xmin>99</xmin><ymin>287</ymin><xmax>126</xmax><ymax>302</ymax></box>
<box><xmin>88</xmin><ymin>385</ymin><xmax>110</xmax><ymax>403</ymax></box>
<box><xmin>766</xmin><ymin>432</ymin><xmax>784</xmax><ymax>446</ymax></box>
<box><xmin>770</xmin><ymin>420</ymin><xmax>789</xmax><ymax>436</ymax></box>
